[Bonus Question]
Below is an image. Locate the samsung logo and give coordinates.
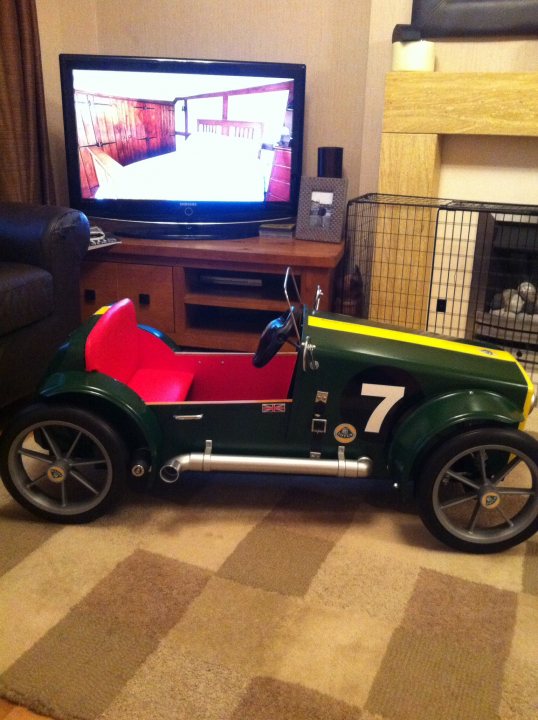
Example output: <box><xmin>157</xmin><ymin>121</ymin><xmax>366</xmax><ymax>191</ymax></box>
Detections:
<box><xmin>180</xmin><ymin>202</ymin><xmax>197</xmax><ymax>207</ymax></box>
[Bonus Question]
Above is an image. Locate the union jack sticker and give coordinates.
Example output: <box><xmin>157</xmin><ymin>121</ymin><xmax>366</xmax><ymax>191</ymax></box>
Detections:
<box><xmin>262</xmin><ymin>403</ymin><xmax>286</xmax><ymax>413</ymax></box>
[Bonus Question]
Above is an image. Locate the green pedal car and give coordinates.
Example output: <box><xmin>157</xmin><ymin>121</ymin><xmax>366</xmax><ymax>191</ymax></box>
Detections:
<box><xmin>1</xmin><ymin>269</ymin><xmax>537</xmax><ymax>553</ymax></box>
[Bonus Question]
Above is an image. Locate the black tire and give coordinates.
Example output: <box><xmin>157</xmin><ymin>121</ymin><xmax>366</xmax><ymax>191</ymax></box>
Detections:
<box><xmin>0</xmin><ymin>403</ymin><xmax>127</xmax><ymax>523</ymax></box>
<box><xmin>417</xmin><ymin>427</ymin><xmax>538</xmax><ymax>553</ymax></box>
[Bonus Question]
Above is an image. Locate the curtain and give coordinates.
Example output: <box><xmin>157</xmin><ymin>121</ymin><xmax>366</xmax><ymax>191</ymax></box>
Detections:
<box><xmin>0</xmin><ymin>0</ymin><xmax>56</xmax><ymax>204</ymax></box>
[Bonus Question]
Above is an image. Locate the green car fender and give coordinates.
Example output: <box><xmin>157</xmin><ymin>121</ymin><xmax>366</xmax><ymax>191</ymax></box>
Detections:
<box><xmin>39</xmin><ymin>371</ymin><xmax>163</xmax><ymax>469</ymax></box>
<box><xmin>388</xmin><ymin>389</ymin><xmax>524</xmax><ymax>500</ymax></box>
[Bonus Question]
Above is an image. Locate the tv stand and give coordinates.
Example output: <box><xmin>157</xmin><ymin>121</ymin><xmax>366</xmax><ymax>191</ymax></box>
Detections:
<box><xmin>80</xmin><ymin>236</ymin><xmax>344</xmax><ymax>351</ymax></box>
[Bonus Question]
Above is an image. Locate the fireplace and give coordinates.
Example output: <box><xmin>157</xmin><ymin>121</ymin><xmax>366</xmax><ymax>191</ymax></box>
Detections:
<box><xmin>471</xmin><ymin>216</ymin><xmax>538</xmax><ymax>371</ymax></box>
<box><xmin>339</xmin><ymin>194</ymin><xmax>538</xmax><ymax>378</ymax></box>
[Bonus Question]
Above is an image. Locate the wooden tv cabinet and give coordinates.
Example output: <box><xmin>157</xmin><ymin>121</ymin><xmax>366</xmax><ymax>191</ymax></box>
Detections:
<box><xmin>80</xmin><ymin>236</ymin><xmax>344</xmax><ymax>351</ymax></box>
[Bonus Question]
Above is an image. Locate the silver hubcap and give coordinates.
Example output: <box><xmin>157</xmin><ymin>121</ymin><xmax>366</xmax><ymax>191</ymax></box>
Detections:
<box><xmin>9</xmin><ymin>420</ymin><xmax>113</xmax><ymax>516</ymax></box>
<box><xmin>433</xmin><ymin>443</ymin><xmax>538</xmax><ymax>545</ymax></box>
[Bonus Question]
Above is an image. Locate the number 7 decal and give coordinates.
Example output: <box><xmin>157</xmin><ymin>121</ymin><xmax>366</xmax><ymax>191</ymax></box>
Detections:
<box><xmin>361</xmin><ymin>383</ymin><xmax>406</xmax><ymax>433</ymax></box>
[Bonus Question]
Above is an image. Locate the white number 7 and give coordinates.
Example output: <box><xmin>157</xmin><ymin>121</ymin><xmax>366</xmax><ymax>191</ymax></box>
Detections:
<box><xmin>361</xmin><ymin>383</ymin><xmax>406</xmax><ymax>433</ymax></box>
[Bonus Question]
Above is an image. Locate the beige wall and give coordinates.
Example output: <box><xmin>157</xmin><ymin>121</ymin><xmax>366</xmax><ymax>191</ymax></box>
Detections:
<box><xmin>36</xmin><ymin>0</ymin><xmax>538</xmax><ymax>209</ymax></box>
<box><xmin>359</xmin><ymin>0</ymin><xmax>410</xmax><ymax>195</ymax></box>
<box><xmin>36</xmin><ymin>0</ymin><xmax>99</xmax><ymax>203</ymax></box>
<box><xmin>36</xmin><ymin>0</ymin><xmax>371</xmax><ymax>207</ymax></box>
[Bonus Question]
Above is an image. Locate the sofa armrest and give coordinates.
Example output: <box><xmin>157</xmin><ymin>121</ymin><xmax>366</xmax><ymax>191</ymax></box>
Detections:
<box><xmin>0</xmin><ymin>202</ymin><xmax>90</xmax><ymax>330</ymax></box>
<box><xmin>0</xmin><ymin>202</ymin><xmax>89</xmax><ymax>272</ymax></box>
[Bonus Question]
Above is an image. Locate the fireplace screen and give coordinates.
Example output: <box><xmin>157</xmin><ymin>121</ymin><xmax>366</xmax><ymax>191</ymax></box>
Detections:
<box><xmin>337</xmin><ymin>193</ymin><xmax>538</xmax><ymax>378</ymax></box>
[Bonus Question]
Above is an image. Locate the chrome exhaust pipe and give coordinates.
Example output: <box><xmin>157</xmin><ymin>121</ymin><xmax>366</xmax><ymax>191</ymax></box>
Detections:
<box><xmin>160</xmin><ymin>441</ymin><xmax>372</xmax><ymax>484</ymax></box>
<box><xmin>160</xmin><ymin>458</ymin><xmax>184</xmax><ymax>484</ymax></box>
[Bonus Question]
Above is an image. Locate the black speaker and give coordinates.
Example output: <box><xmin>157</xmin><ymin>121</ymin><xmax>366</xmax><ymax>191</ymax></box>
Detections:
<box><xmin>317</xmin><ymin>146</ymin><xmax>343</xmax><ymax>178</ymax></box>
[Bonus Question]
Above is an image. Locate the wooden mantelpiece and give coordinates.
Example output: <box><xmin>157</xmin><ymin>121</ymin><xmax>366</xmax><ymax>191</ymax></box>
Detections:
<box><xmin>382</xmin><ymin>72</ymin><xmax>538</xmax><ymax>138</ymax></box>
<box><xmin>379</xmin><ymin>71</ymin><xmax>538</xmax><ymax>199</ymax></box>
<box><xmin>373</xmin><ymin>72</ymin><xmax>538</xmax><ymax>328</ymax></box>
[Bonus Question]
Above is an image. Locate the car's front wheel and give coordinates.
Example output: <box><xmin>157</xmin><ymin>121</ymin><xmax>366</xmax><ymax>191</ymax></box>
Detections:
<box><xmin>418</xmin><ymin>427</ymin><xmax>538</xmax><ymax>553</ymax></box>
<box><xmin>0</xmin><ymin>404</ymin><xmax>127</xmax><ymax>523</ymax></box>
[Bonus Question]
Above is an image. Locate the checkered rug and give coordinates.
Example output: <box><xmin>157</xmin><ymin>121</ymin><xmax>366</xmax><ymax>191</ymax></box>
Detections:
<box><xmin>1</xmin><ymin>469</ymin><xmax>537</xmax><ymax>720</ymax></box>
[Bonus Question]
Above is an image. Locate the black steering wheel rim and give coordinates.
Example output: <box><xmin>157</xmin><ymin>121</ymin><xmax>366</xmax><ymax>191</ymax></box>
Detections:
<box><xmin>252</xmin><ymin>308</ymin><xmax>297</xmax><ymax>367</ymax></box>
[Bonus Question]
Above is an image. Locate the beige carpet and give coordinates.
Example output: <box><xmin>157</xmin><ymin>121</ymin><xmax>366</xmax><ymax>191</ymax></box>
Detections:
<box><xmin>1</xmin><ymin>437</ymin><xmax>537</xmax><ymax>719</ymax></box>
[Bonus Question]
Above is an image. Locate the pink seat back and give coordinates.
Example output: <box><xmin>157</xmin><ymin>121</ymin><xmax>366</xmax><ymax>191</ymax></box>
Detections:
<box><xmin>85</xmin><ymin>299</ymin><xmax>141</xmax><ymax>383</ymax></box>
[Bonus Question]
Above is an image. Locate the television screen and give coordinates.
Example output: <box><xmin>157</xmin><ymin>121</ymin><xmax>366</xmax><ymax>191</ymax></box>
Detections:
<box><xmin>60</xmin><ymin>54</ymin><xmax>306</xmax><ymax>238</ymax></box>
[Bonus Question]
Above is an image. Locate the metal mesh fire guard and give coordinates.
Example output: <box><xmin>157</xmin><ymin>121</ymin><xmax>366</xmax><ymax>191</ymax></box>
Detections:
<box><xmin>335</xmin><ymin>193</ymin><xmax>538</xmax><ymax>378</ymax></box>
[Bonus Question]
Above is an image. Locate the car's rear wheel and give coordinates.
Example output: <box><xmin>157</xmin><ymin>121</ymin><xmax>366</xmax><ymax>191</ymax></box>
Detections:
<box><xmin>418</xmin><ymin>427</ymin><xmax>538</xmax><ymax>553</ymax></box>
<box><xmin>0</xmin><ymin>404</ymin><xmax>127</xmax><ymax>523</ymax></box>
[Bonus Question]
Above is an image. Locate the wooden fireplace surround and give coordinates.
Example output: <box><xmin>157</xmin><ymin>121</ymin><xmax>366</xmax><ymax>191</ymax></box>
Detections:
<box><xmin>373</xmin><ymin>71</ymin><xmax>538</xmax><ymax>328</ymax></box>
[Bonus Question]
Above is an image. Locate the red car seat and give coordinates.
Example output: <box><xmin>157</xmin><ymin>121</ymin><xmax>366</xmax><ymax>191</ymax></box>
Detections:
<box><xmin>85</xmin><ymin>299</ymin><xmax>193</xmax><ymax>403</ymax></box>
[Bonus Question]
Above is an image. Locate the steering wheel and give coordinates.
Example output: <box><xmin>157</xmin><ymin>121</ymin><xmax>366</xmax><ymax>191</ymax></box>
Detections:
<box><xmin>252</xmin><ymin>309</ymin><xmax>297</xmax><ymax>368</ymax></box>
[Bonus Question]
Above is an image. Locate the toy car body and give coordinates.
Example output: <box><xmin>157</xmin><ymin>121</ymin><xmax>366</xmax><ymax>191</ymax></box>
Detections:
<box><xmin>2</xmin><ymin>269</ymin><xmax>537</xmax><ymax>553</ymax></box>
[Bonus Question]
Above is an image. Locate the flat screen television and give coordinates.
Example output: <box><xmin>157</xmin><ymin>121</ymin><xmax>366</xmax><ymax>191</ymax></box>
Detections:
<box><xmin>59</xmin><ymin>53</ymin><xmax>306</xmax><ymax>239</ymax></box>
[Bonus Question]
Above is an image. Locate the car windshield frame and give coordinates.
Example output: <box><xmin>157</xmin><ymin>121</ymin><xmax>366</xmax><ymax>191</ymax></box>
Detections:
<box><xmin>283</xmin><ymin>267</ymin><xmax>302</xmax><ymax>343</ymax></box>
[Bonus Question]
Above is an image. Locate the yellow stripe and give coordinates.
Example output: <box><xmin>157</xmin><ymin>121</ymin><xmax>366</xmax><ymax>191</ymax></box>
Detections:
<box><xmin>94</xmin><ymin>305</ymin><xmax>111</xmax><ymax>316</ymax></box>
<box><xmin>514</xmin><ymin>359</ymin><xmax>535</xmax><ymax>424</ymax></box>
<box><xmin>308</xmin><ymin>315</ymin><xmax>516</xmax><ymax>362</ymax></box>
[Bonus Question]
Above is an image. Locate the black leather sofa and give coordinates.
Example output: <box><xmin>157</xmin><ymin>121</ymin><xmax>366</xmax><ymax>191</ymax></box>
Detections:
<box><xmin>0</xmin><ymin>202</ymin><xmax>89</xmax><ymax>410</ymax></box>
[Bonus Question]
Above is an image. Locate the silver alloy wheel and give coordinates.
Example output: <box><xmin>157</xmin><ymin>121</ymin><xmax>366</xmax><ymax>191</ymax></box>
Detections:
<box><xmin>431</xmin><ymin>442</ymin><xmax>538</xmax><ymax>546</ymax></box>
<box><xmin>8</xmin><ymin>420</ymin><xmax>114</xmax><ymax>517</ymax></box>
